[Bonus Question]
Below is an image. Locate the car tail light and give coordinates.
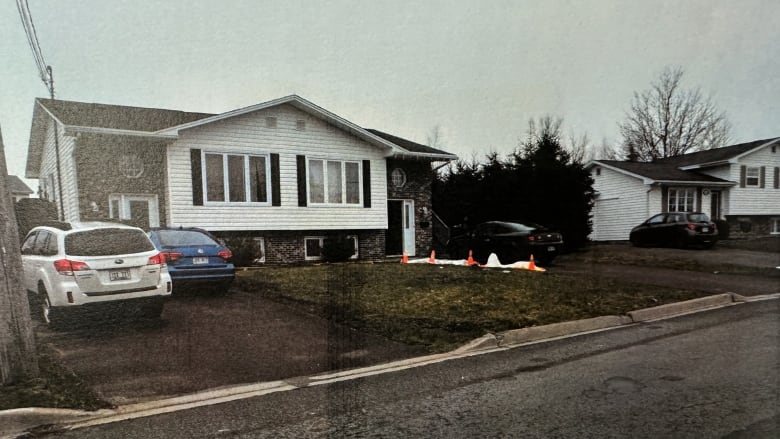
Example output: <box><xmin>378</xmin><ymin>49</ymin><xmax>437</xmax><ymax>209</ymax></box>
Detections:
<box><xmin>53</xmin><ymin>259</ymin><xmax>90</xmax><ymax>275</ymax></box>
<box><xmin>148</xmin><ymin>253</ymin><xmax>166</xmax><ymax>266</ymax></box>
<box><xmin>217</xmin><ymin>250</ymin><xmax>232</xmax><ymax>260</ymax></box>
<box><xmin>687</xmin><ymin>223</ymin><xmax>697</xmax><ymax>231</ymax></box>
<box><xmin>161</xmin><ymin>251</ymin><xmax>183</xmax><ymax>263</ymax></box>
<box><xmin>527</xmin><ymin>236</ymin><xmax>535</xmax><ymax>242</ymax></box>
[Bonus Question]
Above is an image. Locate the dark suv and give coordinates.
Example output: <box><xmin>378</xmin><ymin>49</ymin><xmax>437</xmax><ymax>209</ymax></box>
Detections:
<box><xmin>629</xmin><ymin>212</ymin><xmax>718</xmax><ymax>248</ymax></box>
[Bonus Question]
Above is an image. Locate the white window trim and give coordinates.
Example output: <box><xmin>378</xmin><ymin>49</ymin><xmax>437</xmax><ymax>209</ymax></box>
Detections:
<box><xmin>304</xmin><ymin>235</ymin><xmax>359</xmax><ymax>261</ymax></box>
<box><xmin>108</xmin><ymin>193</ymin><xmax>160</xmax><ymax>227</ymax></box>
<box><xmin>745</xmin><ymin>166</ymin><xmax>760</xmax><ymax>187</ymax></box>
<box><xmin>668</xmin><ymin>187</ymin><xmax>697</xmax><ymax>212</ymax></box>
<box><xmin>306</xmin><ymin>158</ymin><xmax>362</xmax><ymax>206</ymax></box>
<box><xmin>253</xmin><ymin>237</ymin><xmax>266</xmax><ymax>264</ymax></box>
<box><xmin>202</xmin><ymin>151</ymin><xmax>272</xmax><ymax>206</ymax></box>
<box><xmin>771</xmin><ymin>218</ymin><xmax>780</xmax><ymax>235</ymax></box>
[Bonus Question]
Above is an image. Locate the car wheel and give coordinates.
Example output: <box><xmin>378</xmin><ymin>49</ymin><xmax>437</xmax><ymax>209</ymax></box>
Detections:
<box><xmin>38</xmin><ymin>284</ymin><xmax>62</xmax><ymax>329</ymax></box>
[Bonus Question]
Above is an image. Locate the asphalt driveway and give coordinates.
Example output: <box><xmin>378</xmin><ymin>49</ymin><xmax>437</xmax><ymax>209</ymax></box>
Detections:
<box><xmin>35</xmin><ymin>289</ymin><xmax>426</xmax><ymax>405</ymax></box>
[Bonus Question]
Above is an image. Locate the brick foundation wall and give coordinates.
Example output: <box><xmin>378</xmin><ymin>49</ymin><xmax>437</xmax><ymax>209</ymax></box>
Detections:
<box><xmin>213</xmin><ymin>229</ymin><xmax>386</xmax><ymax>264</ymax></box>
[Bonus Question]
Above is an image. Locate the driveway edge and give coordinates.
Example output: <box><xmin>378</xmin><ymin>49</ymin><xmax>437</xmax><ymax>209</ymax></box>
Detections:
<box><xmin>3</xmin><ymin>292</ymin><xmax>778</xmax><ymax>438</ymax></box>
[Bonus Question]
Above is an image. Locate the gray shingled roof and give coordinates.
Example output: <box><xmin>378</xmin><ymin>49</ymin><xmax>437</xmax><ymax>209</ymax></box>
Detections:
<box><xmin>654</xmin><ymin>138</ymin><xmax>779</xmax><ymax>167</ymax></box>
<box><xmin>7</xmin><ymin>175</ymin><xmax>33</xmax><ymax>194</ymax></box>
<box><xmin>598</xmin><ymin>160</ymin><xmax>732</xmax><ymax>183</ymax></box>
<box><xmin>37</xmin><ymin>98</ymin><xmax>214</xmax><ymax>132</ymax></box>
<box><xmin>364</xmin><ymin>129</ymin><xmax>455</xmax><ymax>158</ymax></box>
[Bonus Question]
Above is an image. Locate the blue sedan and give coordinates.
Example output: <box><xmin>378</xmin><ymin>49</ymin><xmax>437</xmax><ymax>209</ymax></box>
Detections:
<box><xmin>147</xmin><ymin>227</ymin><xmax>235</xmax><ymax>290</ymax></box>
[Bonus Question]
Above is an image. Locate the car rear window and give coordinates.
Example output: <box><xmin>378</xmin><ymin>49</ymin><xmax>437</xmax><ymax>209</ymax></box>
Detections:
<box><xmin>156</xmin><ymin>230</ymin><xmax>219</xmax><ymax>247</ymax></box>
<box><xmin>688</xmin><ymin>213</ymin><xmax>710</xmax><ymax>222</ymax></box>
<box><xmin>65</xmin><ymin>229</ymin><xmax>154</xmax><ymax>256</ymax></box>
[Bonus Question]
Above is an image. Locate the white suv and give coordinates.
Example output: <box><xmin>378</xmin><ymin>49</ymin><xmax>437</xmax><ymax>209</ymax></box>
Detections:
<box><xmin>21</xmin><ymin>222</ymin><xmax>172</xmax><ymax>327</ymax></box>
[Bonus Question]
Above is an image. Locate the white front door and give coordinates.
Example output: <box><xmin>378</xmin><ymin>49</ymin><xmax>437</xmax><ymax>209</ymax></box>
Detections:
<box><xmin>403</xmin><ymin>200</ymin><xmax>415</xmax><ymax>256</ymax></box>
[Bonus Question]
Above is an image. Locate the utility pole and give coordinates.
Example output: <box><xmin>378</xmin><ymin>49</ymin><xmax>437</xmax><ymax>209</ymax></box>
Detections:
<box><xmin>0</xmin><ymin>124</ymin><xmax>38</xmax><ymax>383</ymax></box>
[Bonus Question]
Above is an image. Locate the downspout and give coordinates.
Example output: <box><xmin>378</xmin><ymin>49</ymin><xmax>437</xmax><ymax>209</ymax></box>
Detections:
<box><xmin>53</xmin><ymin>117</ymin><xmax>65</xmax><ymax>220</ymax></box>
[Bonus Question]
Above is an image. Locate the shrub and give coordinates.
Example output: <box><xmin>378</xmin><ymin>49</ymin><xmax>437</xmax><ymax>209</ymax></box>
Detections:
<box><xmin>220</xmin><ymin>236</ymin><xmax>264</xmax><ymax>267</ymax></box>
<box><xmin>322</xmin><ymin>235</ymin><xmax>356</xmax><ymax>263</ymax></box>
<box><xmin>15</xmin><ymin>198</ymin><xmax>58</xmax><ymax>241</ymax></box>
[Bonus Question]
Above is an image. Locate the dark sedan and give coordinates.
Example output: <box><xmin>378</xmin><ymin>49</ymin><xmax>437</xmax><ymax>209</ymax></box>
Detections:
<box><xmin>447</xmin><ymin>221</ymin><xmax>564</xmax><ymax>265</ymax></box>
<box><xmin>148</xmin><ymin>227</ymin><xmax>235</xmax><ymax>290</ymax></box>
<box><xmin>629</xmin><ymin>212</ymin><xmax>718</xmax><ymax>249</ymax></box>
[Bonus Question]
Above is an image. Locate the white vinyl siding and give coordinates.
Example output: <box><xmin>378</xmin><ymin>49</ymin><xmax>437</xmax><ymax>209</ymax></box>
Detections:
<box><xmin>590</xmin><ymin>166</ymin><xmax>654</xmax><ymax>241</ymax></box>
<box><xmin>166</xmin><ymin>104</ymin><xmax>387</xmax><ymax>230</ymax></box>
<box><xmin>726</xmin><ymin>145</ymin><xmax>780</xmax><ymax>215</ymax></box>
<box><xmin>38</xmin><ymin>120</ymin><xmax>79</xmax><ymax>222</ymax></box>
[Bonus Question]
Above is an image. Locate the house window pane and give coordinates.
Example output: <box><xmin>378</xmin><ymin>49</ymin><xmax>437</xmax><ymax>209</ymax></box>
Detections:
<box><xmin>746</xmin><ymin>167</ymin><xmax>760</xmax><ymax>187</ymax></box>
<box><xmin>328</xmin><ymin>161</ymin><xmax>342</xmax><ymax>203</ymax></box>
<box><xmin>228</xmin><ymin>155</ymin><xmax>246</xmax><ymax>202</ymax></box>
<box><xmin>345</xmin><ymin>162</ymin><xmax>360</xmax><ymax>204</ymax></box>
<box><xmin>305</xmin><ymin>237</ymin><xmax>323</xmax><ymax>259</ymax></box>
<box><xmin>669</xmin><ymin>188</ymin><xmax>696</xmax><ymax>212</ymax></box>
<box><xmin>205</xmin><ymin>153</ymin><xmax>225</xmax><ymax>202</ymax></box>
<box><xmin>249</xmin><ymin>156</ymin><xmax>268</xmax><ymax>202</ymax></box>
<box><xmin>309</xmin><ymin>160</ymin><xmax>325</xmax><ymax>203</ymax></box>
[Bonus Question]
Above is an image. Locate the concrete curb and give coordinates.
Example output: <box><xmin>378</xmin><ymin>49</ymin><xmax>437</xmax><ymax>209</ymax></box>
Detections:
<box><xmin>2</xmin><ymin>292</ymin><xmax>777</xmax><ymax>438</ymax></box>
<box><xmin>627</xmin><ymin>293</ymin><xmax>735</xmax><ymax>322</ymax></box>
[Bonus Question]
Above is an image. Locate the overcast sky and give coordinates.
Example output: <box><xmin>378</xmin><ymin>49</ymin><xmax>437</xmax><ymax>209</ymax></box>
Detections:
<box><xmin>2</xmin><ymin>0</ymin><xmax>778</xmax><ymax>191</ymax></box>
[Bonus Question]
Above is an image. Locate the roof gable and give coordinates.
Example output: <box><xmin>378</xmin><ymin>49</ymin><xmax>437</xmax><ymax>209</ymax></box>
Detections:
<box><xmin>7</xmin><ymin>175</ymin><xmax>33</xmax><ymax>195</ymax></box>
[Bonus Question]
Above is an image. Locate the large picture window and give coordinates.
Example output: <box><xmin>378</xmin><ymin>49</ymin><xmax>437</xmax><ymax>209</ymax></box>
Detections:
<box><xmin>307</xmin><ymin>159</ymin><xmax>361</xmax><ymax>205</ymax></box>
<box><xmin>204</xmin><ymin>152</ymin><xmax>270</xmax><ymax>204</ymax></box>
<box><xmin>668</xmin><ymin>187</ymin><xmax>696</xmax><ymax>212</ymax></box>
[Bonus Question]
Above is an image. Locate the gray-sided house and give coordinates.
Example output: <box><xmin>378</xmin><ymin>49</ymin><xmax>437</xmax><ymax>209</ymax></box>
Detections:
<box><xmin>588</xmin><ymin>137</ymin><xmax>780</xmax><ymax>241</ymax></box>
<box><xmin>25</xmin><ymin>95</ymin><xmax>457</xmax><ymax>263</ymax></box>
<box><xmin>7</xmin><ymin>175</ymin><xmax>34</xmax><ymax>202</ymax></box>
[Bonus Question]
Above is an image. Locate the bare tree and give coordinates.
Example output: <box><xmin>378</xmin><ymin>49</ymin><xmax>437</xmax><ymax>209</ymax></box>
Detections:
<box><xmin>0</xmin><ymin>125</ymin><xmax>38</xmax><ymax>383</ymax></box>
<box><xmin>426</xmin><ymin>125</ymin><xmax>446</xmax><ymax>149</ymax></box>
<box><xmin>620</xmin><ymin>66</ymin><xmax>730</xmax><ymax>161</ymax></box>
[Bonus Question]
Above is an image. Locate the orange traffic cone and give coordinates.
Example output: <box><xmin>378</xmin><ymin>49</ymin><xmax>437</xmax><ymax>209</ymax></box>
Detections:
<box><xmin>466</xmin><ymin>250</ymin><xmax>477</xmax><ymax>266</ymax></box>
<box><xmin>528</xmin><ymin>254</ymin><xmax>536</xmax><ymax>271</ymax></box>
<box><xmin>401</xmin><ymin>251</ymin><xmax>408</xmax><ymax>264</ymax></box>
<box><xmin>428</xmin><ymin>250</ymin><xmax>436</xmax><ymax>264</ymax></box>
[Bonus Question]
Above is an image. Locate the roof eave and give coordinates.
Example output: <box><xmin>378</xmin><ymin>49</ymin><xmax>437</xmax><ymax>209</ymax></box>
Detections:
<box><xmin>732</xmin><ymin>137</ymin><xmax>780</xmax><ymax>161</ymax></box>
<box><xmin>64</xmin><ymin>125</ymin><xmax>179</xmax><ymax>140</ymax></box>
<box><xmin>391</xmin><ymin>151</ymin><xmax>458</xmax><ymax>161</ymax></box>
<box><xmin>653</xmin><ymin>180</ymin><xmax>735</xmax><ymax>186</ymax></box>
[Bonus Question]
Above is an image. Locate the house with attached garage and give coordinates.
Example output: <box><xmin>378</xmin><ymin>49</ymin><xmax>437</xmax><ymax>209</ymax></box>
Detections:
<box><xmin>587</xmin><ymin>137</ymin><xmax>780</xmax><ymax>241</ymax></box>
<box><xmin>25</xmin><ymin>95</ymin><xmax>457</xmax><ymax>263</ymax></box>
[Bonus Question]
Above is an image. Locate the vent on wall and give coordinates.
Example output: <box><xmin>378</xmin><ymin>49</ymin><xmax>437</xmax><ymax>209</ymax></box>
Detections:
<box><xmin>296</xmin><ymin>119</ymin><xmax>306</xmax><ymax>131</ymax></box>
<box><xmin>265</xmin><ymin>117</ymin><xmax>277</xmax><ymax>128</ymax></box>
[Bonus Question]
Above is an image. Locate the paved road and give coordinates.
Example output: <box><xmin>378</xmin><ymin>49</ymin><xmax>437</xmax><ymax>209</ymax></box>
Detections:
<box><xmin>44</xmin><ymin>300</ymin><xmax>779</xmax><ymax>438</ymax></box>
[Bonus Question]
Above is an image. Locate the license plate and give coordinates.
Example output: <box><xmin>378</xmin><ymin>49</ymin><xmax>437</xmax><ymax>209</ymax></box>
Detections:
<box><xmin>193</xmin><ymin>257</ymin><xmax>209</xmax><ymax>264</ymax></box>
<box><xmin>702</xmin><ymin>227</ymin><xmax>709</xmax><ymax>232</ymax></box>
<box><xmin>547</xmin><ymin>246</ymin><xmax>556</xmax><ymax>252</ymax></box>
<box><xmin>110</xmin><ymin>270</ymin><xmax>131</xmax><ymax>281</ymax></box>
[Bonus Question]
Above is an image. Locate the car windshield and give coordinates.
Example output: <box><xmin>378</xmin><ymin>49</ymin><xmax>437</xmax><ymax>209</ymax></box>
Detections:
<box><xmin>156</xmin><ymin>230</ymin><xmax>219</xmax><ymax>247</ymax></box>
<box><xmin>65</xmin><ymin>228</ymin><xmax>154</xmax><ymax>256</ymax></box>
<box><xmin>688</xmin><ymin>213</ymin><xmax>710</xmax><ymax>222</ymax></box>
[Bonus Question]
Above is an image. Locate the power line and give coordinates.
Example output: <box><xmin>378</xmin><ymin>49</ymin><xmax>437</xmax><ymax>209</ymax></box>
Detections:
<box><xmin>16</xmin><ymin>0</ymin><xmax>53</xmax><ymax>97</ymax></box>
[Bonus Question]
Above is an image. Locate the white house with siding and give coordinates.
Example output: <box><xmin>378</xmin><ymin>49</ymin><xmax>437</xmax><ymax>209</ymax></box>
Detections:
<box><xmin>25</xmin><ymin>95</ymin><xmax>456</xmax><ymax>263</ymax></box>
<box><xmin>588</xmin><ymin>137</ymin><xmax>780</xmax><ymax>241</ymax></box>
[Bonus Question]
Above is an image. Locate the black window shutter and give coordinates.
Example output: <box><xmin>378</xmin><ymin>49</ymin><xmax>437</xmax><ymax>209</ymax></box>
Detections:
<box><xmin>774</xmin><ymin>167</ymin><xmax>779</xmax><ymax>189</ymax></box>
<box><xmin>739</xmin><ymin>165</ymin><xmax>746</xmax><ymax>188</ymax></box>
<box><xmin>190</xmin><ymin>149</ymin><xmax>203</xmax><ymax>206</ymax></box>
<box><xmin>362</xmin><ymin>160</ymin><xmax>371</xmax><ymax>208</ymax></box>
<box><xmin>661</xmin><ymin>186</ymin><xmax>668</xmax><ymax>213</ymax></box>
<box><xmin>696</xmin><ymin>187</ymin><xmax>702</xmax><ymax>211</ymax></box>
<box><xmin>759</xmin><ymin>166</ymin><xmax>765</xmax><ymax>188</ymax></box>
<box><xmin>296</xmin><ymin>155</ymin><xmax>307</xmax><ymax>207</ymax></box>
<box><xmin>271</xmin><ymin>153</ymin><xmax>281</xmax><ymax>206</ymax></box>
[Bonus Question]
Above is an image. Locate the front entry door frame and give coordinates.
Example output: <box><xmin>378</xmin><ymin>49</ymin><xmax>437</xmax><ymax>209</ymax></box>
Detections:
<box><xmin>387</xmin><ymin>198</ymin><xmax>416</xmax><ymax>257</ymax></box>
<box><xmin>109</xmin><ymin>194</ymin><xmax>160</xmax><ymax>228</ymax></box>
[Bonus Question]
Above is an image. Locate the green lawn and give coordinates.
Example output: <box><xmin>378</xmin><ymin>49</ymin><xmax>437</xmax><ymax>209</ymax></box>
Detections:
<box><xmin>235</xmin><ymin>262</ymin><xmax>708</xmax><ymax>352</ymax></box>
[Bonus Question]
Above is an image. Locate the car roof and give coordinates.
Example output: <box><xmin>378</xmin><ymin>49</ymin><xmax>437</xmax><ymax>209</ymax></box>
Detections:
<box><xmin>31</xmin><ymin>221</ymin><xmax>144</xmax><ymax>233</ymax></box>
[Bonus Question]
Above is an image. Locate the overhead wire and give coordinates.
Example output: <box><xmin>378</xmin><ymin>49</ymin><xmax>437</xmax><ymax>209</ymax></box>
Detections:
<box><xmin>16</xmin><ymin>0</ymin><xmax>51</xmax><ymax>93</ymax></box>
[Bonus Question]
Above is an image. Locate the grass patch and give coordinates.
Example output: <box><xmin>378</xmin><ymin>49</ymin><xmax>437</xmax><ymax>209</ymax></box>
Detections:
<box><xmin>0</xmin><ymin>345</ymin><xmax>112</xmax><ymax>411</ymax></box>
<box><xmin>236</xmin><ymin>263</ymin><xmax>709</xmax><ymax>352</ymax></box>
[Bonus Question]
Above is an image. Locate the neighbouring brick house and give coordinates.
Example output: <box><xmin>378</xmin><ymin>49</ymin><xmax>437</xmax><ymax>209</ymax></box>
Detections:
<box><xmin>25</xmin><ymin>95</ymin><xmax>456</xmax><ymax>263</ymax></box>
<box><xmin>587</xmin><ymin>137</ymin><xmax>780</xmax><ymax>241</ymax></box>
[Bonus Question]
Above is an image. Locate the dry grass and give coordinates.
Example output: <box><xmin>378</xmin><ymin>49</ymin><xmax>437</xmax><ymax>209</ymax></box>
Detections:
<box><xmin>236</xmin><ymin>263</ymin><xmax>708</xmax><ymax>352</ymax></box>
